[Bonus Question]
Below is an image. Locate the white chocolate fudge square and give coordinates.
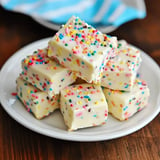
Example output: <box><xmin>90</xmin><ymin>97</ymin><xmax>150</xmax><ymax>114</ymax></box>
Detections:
<box><xmin>48</xmin><ymin>16</ymin><xmax>117</xmax><ymax>83</ymax></box>
<box><xmin>60</xmin><ymin>83</ymin><xmax>108</xmax><ymax>131</ymax></box>
<box><xmin>16</xmin><ymin>77</ymin><xmax>59</xmax><ymax>119</ymax></box>
<box><xmin>103</xmin><ymin>79</ymin><xmax>150</xmax><ymax>121</ymax></box>
<box><xmin>101</xmin><ymin>40</ymin><xmax>142</xmax><ymax>91</ymax></box>
<box><xmin>20</xmin><ymin>48</ymin><xmax>76</xmax><ymax>97</ymax></box>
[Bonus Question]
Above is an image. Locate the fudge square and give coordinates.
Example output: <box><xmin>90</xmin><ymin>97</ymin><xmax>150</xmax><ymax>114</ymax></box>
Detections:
<box><xmin>16</xmin><ymin>77</ymin><xmax>59</xmax><ymax>119</ymax></box>
<box><xmin>48</xmin><ymin>16</ymin><xmax>117</xmax><ymax>83</ymax></box>
<box><xmin>60</xmin><ymin>83</ymin><xmax>108</xmax><ymax>131</ymax></box>
<box><xmin>101</xmin><ymin>40</ymin><xmax>142</xmax><ymax>91</ymax></box>
<box><xmin>103</xmin><ymin>79</ymin><xmax>150</xmax><ymax>121</ymax></box>
<box><xmin>20</xmin><ymin>48</ymin><xmax>76</xmax><ymax>98</ymax></box>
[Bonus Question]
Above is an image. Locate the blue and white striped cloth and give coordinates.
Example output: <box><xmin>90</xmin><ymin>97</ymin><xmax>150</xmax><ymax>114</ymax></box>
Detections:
<box><xmin>1</xmin><ymin>0</ymin><xmax>146</xmax><ymax>27</ymax></box>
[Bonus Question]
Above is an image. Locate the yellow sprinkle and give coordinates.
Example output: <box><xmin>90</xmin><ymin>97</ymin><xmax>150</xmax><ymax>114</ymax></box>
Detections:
<box><xmin>37</xmin><ymin>105</ymin><xmax>41</xmax><ymax>110</ymax></box>
<box><xmin>24</xmin><ymin>59</ymin><xmax>29</xmax><ymax>64</ymax></box>
<box><xmin>122</xmin><ymin>49</ymin><xmax>127</xmax><ymax>53</ymax></box>
<box><xmin>99</xmin><ymin>72</ymin><xmax>103</xmax><ymax>78</ymax></box>
<box><xmin>50</xmin><ymin>79</ymin><xmax>54</xmax><ymax>82</ymax></box>
<box><xmin>101</xmin><ymin>98</ymin><xmax>104</xmax><ymax>102</ymax></box>
<box><xmin>120</xmin><ymin>61</ymin><xmax>124</xmax><ymax>64</ymax></box>
<box><xmin>94</xmin><ymin>101</ymin><xmax>98</xmax><ymax>105</ymax></box>
<box><xmin>118</xmin><ymin>108</ymin><xmax>122</xmax><ymax>112</ymax></box>
<box><xmin>57</xmin><ymin>47</ymin><xmax>62</xmax><ymax>56</ymax></box>
<box><xmin>86</xmin><ymin>41</ymin><xmax>90</xmax><ymax>45</ymax></box>
<box><xmin>48</xmin><ymin>49</ymin><xmax>52</xmax><ymax>56</ymax></box>
<box><xmin>84</xmin><ymin>91</ymin><xmax>89</xmax><ymax>95</ymax></box>
<box><xmin>111</xmin><ymin>90</ymin><xmax>115</xmax><ymax>94</ymax></box>
<box><xmin>98</xmin><ymin>51</ymin><xmax>103</xmax><ymax>55</ymax></box>
<box><xmin>77</xmin><ymin>101</ymin><xmax>82</xmax><ymax>105</ymax></box>
<box><xmin>27</xmin><ymin>89</ymin><xmax>30</xmax><ymax>94</ymax></box>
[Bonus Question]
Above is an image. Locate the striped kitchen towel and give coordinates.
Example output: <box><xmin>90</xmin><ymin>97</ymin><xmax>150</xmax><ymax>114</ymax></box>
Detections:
<box><xmin>0</xmin><ymin>0</ymin><xmax>146</xmax><ymax>27</ymax></box>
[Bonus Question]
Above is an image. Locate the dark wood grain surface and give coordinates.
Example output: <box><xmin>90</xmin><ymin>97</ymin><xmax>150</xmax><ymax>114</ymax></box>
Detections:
<box><xmin>0</xmin><ymin>0</ymin><xmax>160</xmax><ymax>159</ymax></box>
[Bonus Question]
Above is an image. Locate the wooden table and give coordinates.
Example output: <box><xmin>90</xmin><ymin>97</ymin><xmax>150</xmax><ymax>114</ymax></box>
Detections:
<box><xmin>0</xmin><ymin>0</ymin><xmax>159</xmax><ymax>159</ymax></box>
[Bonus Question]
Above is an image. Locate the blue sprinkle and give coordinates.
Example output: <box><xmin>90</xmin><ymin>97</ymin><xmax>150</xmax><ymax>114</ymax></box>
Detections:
<box><xmin>84</xmin><ymin>95</ymin><xmax>90</xmax><ymax>99</ymax></box>
<box><xmin>123</xmin><ymin>106</ymin><xmax>128</xmax><ymax>111</ymax></box>
<box><xmin>59</xmin><ymin>33</ymin><xmax>64</xmax><ymax>39</ymax></box>
<box><xmin>87</xmin><ymin>53</ymin><xmax>91</xmax><ymax>56</ymax></box>
<box><xmin>124</xmin><ymin>84</ymin><xmax>129</xmax><ymax>88</ymax></box>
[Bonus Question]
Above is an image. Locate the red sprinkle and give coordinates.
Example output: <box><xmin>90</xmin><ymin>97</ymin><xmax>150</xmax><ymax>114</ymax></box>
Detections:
<box><xmin>11</xmin><ymin>92</ymin><xmax>17</xmax><ymax>96</ymax></box>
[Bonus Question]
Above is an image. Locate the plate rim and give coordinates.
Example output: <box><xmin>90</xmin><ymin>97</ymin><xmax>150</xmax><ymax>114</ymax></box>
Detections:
<box><xmin>0</xmin><ymin>38</ymin><xmax>160</xmax><ymax>142</ymax></box>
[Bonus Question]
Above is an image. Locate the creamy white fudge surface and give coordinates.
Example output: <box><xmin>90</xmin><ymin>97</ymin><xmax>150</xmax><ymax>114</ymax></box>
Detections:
<box><xmin>16</xmin><ymin>77</ymin><xmax>59</xmax><ymax>119</ymax></box>
<box><xmin>101</xmin><ymin>40</ymin><xmax>142</xmax><ymax>91</ymax></box>
<box><xmin>48</xmin><ymin>16</ymin><xmax>117</xmax><ymax>83</ymax></box>
<box><xmin>103</xmin><ymin>79</ymin><xmax>150</xmax><ymax>121</ymax></box>
<box><xmin>60</xmin><ymin>83</ymin><xmax>108</xmax><ymax>131</ymax></box>
<box><xmin>20</xmin><ymin>48</ymin><xmax>76</xmax><ymax>97</ymax></box>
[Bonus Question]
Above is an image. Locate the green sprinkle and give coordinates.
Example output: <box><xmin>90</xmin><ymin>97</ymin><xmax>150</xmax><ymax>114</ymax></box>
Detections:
<box><xmin>118</xmin><ymin>43</ymin><xmax>122</xmax><ymax>48</ymax></box>
<box><xmin>47</xmin><ymin>81</ymin><xmax>50</xmax><ymax>85</ymax></box>
<box><xmin>35</xmin><ymin>101</ymin><xmax>39</xmax><ymax>104</ymax></box>
<box><xmin>137</xmin><ymin>107</ymin><xmax>141</xmax><ymax>111</ymax></box>
<box><xmin>109</xmin><ymin>44</ymin><xmax>113</xmax><ymax>48</ymax></box>
<box><xmin>33</xmin><ymin>84</ymin><xmax>37</xmax><ymax>88</ymax></box>
<box><xmin>81</xmin><ymin>61</ymin><xmax>85</xmax><ymax>65</ymax></box>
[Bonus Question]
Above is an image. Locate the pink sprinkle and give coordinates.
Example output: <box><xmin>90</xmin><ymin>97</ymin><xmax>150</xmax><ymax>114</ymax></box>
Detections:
<box><xmin>91</xmin><ymin>91</ymin><xmax>96</xmax><ymax>94</ymax></box>
<box><xmin>125</xmin><ymin>73</ymin><xmax>132</xmax><ymax>77</ymax></box>
<box><xmin>65</xmin><ymin>27</ymin><xmax>69</xmax><ymax>35</ymax></box>
<box><xmin>76</xmin><ymin>112</ymin><xmax>83</xmax><ymax>117</ymax></box>
<box><xmin>82</xmin><ymin>106</ymin><xmax>87</xmax><ymax>109</ymax></box>
<box><xmin>84</xmin><ymin>88</ymin><xmax>88</xmax><ymax>91</ymax></box>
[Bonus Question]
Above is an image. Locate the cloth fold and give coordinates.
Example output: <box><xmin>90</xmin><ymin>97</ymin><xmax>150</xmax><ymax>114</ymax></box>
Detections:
<box><xmin>1</xmin><ymin>0</ymin><xmax>146</xmax><ymax>27</ymax></box>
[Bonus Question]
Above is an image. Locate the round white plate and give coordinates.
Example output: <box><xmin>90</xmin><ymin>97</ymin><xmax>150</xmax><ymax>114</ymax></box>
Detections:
<box><xmin>0</xmin><ymin>38</ymin><xmax>160</xmax><ymax>142</ymax></box>
<box><xmin>32</xmin><ymin>17</ymin><xmax>117</xmax><ymax>33</ymax></box>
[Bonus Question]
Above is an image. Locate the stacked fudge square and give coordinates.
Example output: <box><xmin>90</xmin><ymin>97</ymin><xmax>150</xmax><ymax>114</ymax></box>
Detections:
<box><xmin>16</xmin><ymin>16</ymin><xmax>150</xmax><ymax>131</ymax></box>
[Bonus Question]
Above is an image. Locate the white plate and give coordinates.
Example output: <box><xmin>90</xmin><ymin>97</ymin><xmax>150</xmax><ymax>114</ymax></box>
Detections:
<box><xmin>0</xmin><ymin>38</ymin><xmax>160</xmax><ymax>142</ymax></box>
